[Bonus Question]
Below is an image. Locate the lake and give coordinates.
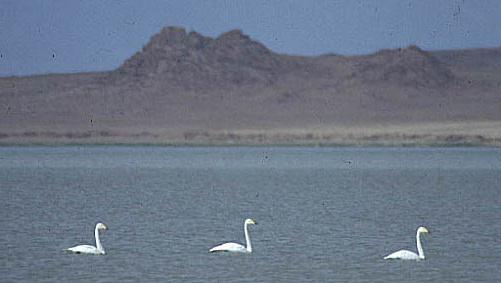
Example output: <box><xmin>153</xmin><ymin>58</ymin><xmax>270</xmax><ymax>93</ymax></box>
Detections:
<box><xmin>1</xmin><ymin>146</ymin><xmax>501</xmax><ymax>282</ymax></box>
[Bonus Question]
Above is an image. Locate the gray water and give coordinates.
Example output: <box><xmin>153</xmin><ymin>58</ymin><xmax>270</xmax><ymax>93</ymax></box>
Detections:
<box><xmin>1</xmin><ymin>146</ymin><xmax>501</xmax><ymax>282</ymax></box>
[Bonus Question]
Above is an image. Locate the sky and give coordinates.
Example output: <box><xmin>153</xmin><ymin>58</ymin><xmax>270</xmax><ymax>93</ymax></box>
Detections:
<box><xmin>1</xmin><ymin>0</ymin><xmax>501</xmax><ymax>76</ymax></box>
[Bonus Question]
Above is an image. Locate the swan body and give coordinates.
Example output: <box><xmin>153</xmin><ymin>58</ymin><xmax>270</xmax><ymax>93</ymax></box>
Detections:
<box><xmin>66</xmin><ymin>244</ymin><xmax>103</xmax><ymax>254</ymax></box>
<box><xmin>65</xmin><ymin>223</ymin><xmax>108</xmax><ymax>255</ymax></box>
<box><xmin>384</xmin><ymin>249</ymin><xmax>421</xmax><ymax>260</ymax></box>
<box><xmin>209</xmin><ymin>218</ymin><xmax>257</xmax><ymax>253</ymax></box>
<box><xmin>209</xmin><ymin>242</ymin><xmax>248</xmax><ymax>253</ymax></box>
<box><xmin>384</xmin><ymin>226</ymin><xmax>429</xmax><ymax>260</ymax></box>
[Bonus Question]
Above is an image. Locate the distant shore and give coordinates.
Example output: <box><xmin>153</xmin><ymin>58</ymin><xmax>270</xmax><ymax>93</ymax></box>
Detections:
<box><xmin>2</xmin><ymin>28</ymin><xmax>501</xmax><ymax>147</ymax></box>
<box><xmin>2</xmin><ymin>122</ymin><xmax>499</xmax><ymax>147</ymax></box>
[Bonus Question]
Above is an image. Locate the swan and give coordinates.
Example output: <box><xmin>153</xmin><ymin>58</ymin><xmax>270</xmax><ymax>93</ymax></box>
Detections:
<box><xmin>384</xmin><ymin>226</ymin><xmax>429</xmax><ymax>260</ymax></box>
<box><xmin>65</xmin><ymin>223</ymin><xmax>108</xmax><ymax>255</ymax></box>
<box><xmin>209</xmin><ymin>218</ymin><xmax>257</xmax><ymax>253</ymax></box>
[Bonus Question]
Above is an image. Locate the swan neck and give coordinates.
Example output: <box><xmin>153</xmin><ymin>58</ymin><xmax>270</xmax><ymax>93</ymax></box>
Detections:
<box><xmin>416</xmin><ymin>231</ymin><xmax>424</xmax><ymax>259</ymax></box>
<box><xmin>95</xmin><ymin>227</ymin><xmax>104</xmax><ymax>254</ymax></box>
<box><xmin>244</xmin><ymin>222</ymin><xmax>252</xmax><ymax>252</ymax></box>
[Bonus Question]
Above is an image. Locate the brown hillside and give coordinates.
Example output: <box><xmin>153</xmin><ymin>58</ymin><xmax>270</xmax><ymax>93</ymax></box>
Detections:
<box><xmin>1</xmin><ymin>27</ymin><xmax>500</xmax><ymax>145</ymax></box>
<box><xmin>117</xmin><ymin>27</ymin><xmax>289</xmax><ymax>88</ymax></box>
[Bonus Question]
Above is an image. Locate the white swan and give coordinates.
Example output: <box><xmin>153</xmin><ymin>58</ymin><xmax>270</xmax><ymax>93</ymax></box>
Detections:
<box><xmin>384</xmin><ymin>226</ymin><xmax>429</xmax><ymax>260</ymax></box>
<box><xmin>209</xmin><ymin>218</ymin><xmax>257</xmax><ymax>253</ymax></box>
<box><xmin>65</xmin><ymin>223</ymin><xmax>108</xmax><ymax>255</ymax></box>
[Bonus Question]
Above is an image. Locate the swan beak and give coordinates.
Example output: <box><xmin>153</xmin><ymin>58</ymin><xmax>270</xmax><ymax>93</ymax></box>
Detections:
<box><xmin>253</xmin><ymin>220</ymin><xmax>258</xmax><ymax>225</ymax></box>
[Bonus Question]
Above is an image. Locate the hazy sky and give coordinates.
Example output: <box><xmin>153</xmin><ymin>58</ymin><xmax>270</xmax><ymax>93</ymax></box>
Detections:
<box><xmin>1</xmin><ymin>0</ymin><xmax>501</xmax><ymax>76</ymax></box>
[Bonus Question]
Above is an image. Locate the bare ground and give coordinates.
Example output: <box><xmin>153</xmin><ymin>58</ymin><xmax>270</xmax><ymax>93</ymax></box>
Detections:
<box><xmin>1</xmin><ymin>27</ymin><xmax>501</xmax><ymax>146</ymax></box>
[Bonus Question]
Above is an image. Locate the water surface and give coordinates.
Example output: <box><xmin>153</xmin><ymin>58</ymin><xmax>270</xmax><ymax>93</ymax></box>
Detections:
<box><xmin>1</xmin><ymin>146</ymin><xmax>501</xmax><ymax>282</ymax></box>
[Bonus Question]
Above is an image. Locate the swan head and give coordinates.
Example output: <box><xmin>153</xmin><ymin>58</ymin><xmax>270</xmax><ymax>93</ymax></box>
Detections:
<box><xmin>417</xmin><ymin>226</ymin><xmax>429</xmax><ymax>234</ymax></box>
<box><xmin>96</xmin><ymin>223</ymin><xmax>108</xmax><ymax>230</ymax></box>
<box><xmin>245</xmin><ymin>218</ymin><xmax>257</xmax><ymax>225</ymax></box>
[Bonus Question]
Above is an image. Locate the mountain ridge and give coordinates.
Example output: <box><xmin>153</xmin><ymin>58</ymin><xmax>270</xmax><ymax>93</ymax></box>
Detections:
<box><xmin>1</xmin><ymin>26</ymin><xmax>500</xmax><ymax>145</ymax></box>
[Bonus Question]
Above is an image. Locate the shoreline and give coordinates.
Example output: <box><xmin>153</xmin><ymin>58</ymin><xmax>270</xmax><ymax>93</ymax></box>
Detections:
<box><xmin>2</xmin><ymin>122</ymin><xmax>500</xmax><ymax>147</ymax></box>
<box><xmin>1</xmin><ymin>133</ymin><xmax>499</xmax><ymax>148</ymax></box>
<box><xmin>0</xmin><ymin>143</ymin><xmax>498</xmax><ymax>148</ymax></box>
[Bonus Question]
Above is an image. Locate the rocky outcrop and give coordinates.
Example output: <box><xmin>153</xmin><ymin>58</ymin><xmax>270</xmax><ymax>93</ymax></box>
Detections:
<box><xmin>2</xmin><ymin>26</ymin><xmax>500</xmax><ymax>145</ymax></box>
<box><xmin>351</xmin><ymin>45</ymin><xmax>455</xmax><ymax>88</ymax></box>
<box><xmin>118</xmin><ymin>27</ymin><xmax>287</xmax><ymax>88</ymax></box>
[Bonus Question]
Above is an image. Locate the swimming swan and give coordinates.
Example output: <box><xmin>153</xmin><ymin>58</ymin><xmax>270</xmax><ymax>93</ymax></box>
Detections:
<box><xmin>384</xmin><ymin>226</ymin><xmax>429</xmax><ymax>260</ymax></box>
<box><xmin>65</xmin><ymin>223</ymin><xmax>108</xmax><ymax>255</ymax></box>
<box><xmin>209</xmin><ymin>218</ymin><xmax>257</xmax><ymax>253</ymax></box>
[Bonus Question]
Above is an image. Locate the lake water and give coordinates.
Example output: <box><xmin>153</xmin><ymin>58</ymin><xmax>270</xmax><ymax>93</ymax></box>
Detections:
<box><xmin>1</xmin><ymin>146</ymin><xmax>501</xmax><ymax>282</ymax></box>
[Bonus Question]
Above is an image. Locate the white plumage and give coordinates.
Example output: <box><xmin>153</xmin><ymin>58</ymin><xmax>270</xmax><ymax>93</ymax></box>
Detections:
<box><xmin>209</xmin><ymin>218</ymin><xmax>257</xmax><ymax>253</ymax></box>
<box><xmin>384</xmin><ymin>226</ymin><xmax>429</xmax><ymax>260</ymax></box>
<box><xmin>65</xmin><ymin>223</ymin><xmax>108</xmax><ymax>255</ymax></box>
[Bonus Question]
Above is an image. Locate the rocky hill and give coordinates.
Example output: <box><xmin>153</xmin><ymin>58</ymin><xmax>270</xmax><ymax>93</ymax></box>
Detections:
<box><xmin>351</xmin><ymin>45</ymin><xmax>455</xmax><ymax>88</ymax></box>
<box><xmin>118</xmin><ymin>27</ymin><xmax>288</xmax><ymax>88</ymax></box>
<box><xmin>1</xmin><ymin>27</ymin><xmax>500</xmax><ymax>145</ymax></box>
